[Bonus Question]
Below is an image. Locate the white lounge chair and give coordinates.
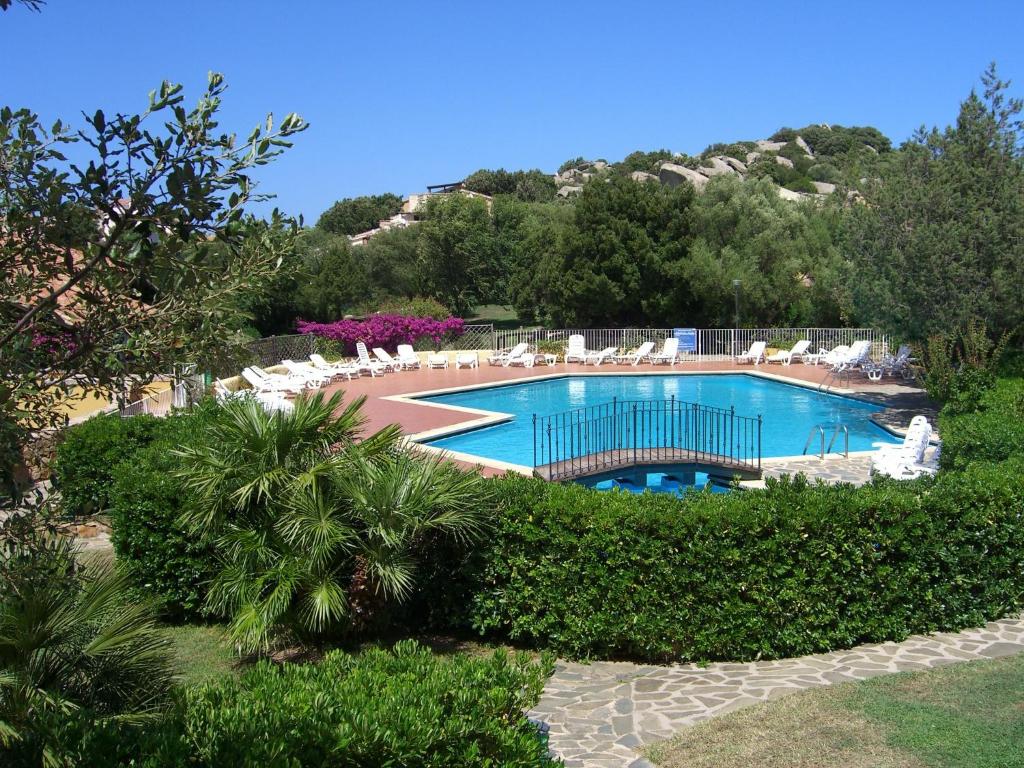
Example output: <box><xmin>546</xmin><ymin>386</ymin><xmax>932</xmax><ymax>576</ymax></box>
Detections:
<box><xmin>874</xmin><ymin>443</ymin><xmax>941</xmax><ymax>480</ymax></box>
<box><xmin>455</xmin><ymin>351</ymin><xmax>479</xmax><ymax>369</ymax></box>
<box><xmin>281</xmin><ymin>359</ymin><xmax>330</xmax><ymax>389</ymax></box>
<box><xmin>427</xmin><ymin>353</ymin><xmax>449</xmax><ymax>369</ymax></box>
<box><xmin>506</xmin><ymin>345</ymin><xmax>537</xmax><ymax>367</ymax></box>
<box><xmin>241</xmin><ymin>367</ymin><xmax>303</xmax><ymax>395</ymax></box>
<box><xmin>735</xmin><ymin>341</ymin><xmax>767</xmax><ymax>365</ymax></box>
<box><xmin>865</xmin><ymin>345</ymin><xmax>914</xmax><ymax>381</ymax></box>
<box><xmin>766</xmin><ymin>339</ymin><xmax>810</xmax><ymax>366</ymax></box>
<box><xmin>564</xmin><ymin>335</ymin><xmax>588</xmax><ymax>364</ymax></box>
<box><xmin>649</xmin><ymin>337</ymin><xmax>679</xmax><ymax>365</ymax></box>
<box><xmin>309</xmin><ymin>353</ymin><xmax>360</xmax><ymax>381</ymax></box>
<box><xmin>825</xmin><ymin>340</ymin><xmax>873</xmax><ymax>375</ymax></box>
<box><xmin>395</xmin><ymin>344</ymin><xmax>422</xmax><ymax>370</ymax></box>
<box><xmin>584</xmin><ymin>346</ymin><xmax>618</xmax><ymax>366</ymax></box>
<box><xmin>355</xmin><ymin>342</ymin><xmax>387</xmax><ymax>376</ymax></box>
<box><xmin>488</xmin><ymin>342</ymin><xmax>529</xmax><ymax>367</ymax></box>
<box><xmin>371</xmin><ymin>347</ymin><xmax>403</xmax><ymax>373</ymax></box>
<box><xmin>613</xmin><ymin>341</ymin><xmax>655</xmax><ymax>366</ymax></box>
<box><xmin>870</xmin><ymin>416</ymin><xmax>932</xmax><ymax>477</ymax></box>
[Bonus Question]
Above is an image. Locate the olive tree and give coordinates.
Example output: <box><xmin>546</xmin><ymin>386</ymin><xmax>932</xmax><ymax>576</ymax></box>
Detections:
<box><xmin>0</xmin><ymin>74</ymin><xmax>306</xmax><ymax>487</ymax></box>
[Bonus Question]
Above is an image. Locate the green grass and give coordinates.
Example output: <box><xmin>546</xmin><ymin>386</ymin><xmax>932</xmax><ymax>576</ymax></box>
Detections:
<box><xmin>467</xmin><ymin>304</ymin><xmax>527</xmax><ymax>330</ymax></box>
<box><xmin>159</xmin><ymin>624</ymin><xmax>239</xmax><ymax>687</ymax></box>
<box><xmin>645</xmin><ymin>653</ymin><xmax>1024</xmax><ymax>768</ymax></box>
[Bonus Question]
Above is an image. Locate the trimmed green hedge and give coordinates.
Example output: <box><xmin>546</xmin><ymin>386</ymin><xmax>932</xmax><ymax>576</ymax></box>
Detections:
<box><xmin>73</xmin><ymin>642</ymin><xmax>558</xmax><ymax>767</ymax></box>
<box><xmin>53</xmin><ymin>414</ymin><xmax>165</xmax><ymax>517</ymax></box>
<box><xmin>449</xmin><ymin>460</ymin><xmax>1024</xmax><ymax>662</ymax></box>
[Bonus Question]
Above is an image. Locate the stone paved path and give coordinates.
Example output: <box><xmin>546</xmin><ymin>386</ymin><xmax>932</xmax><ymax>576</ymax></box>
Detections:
<box><xmin>529</xmin><ymin>614</ymin><xmax>1024</xmax><ymax>767</ymax></box>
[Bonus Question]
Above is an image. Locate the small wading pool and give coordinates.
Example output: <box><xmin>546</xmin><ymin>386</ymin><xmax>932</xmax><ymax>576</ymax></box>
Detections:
<box><xmin>581</xmin><ymin>469</ymin><xmax>733</xmax><ymax>496</ymax></box>
<box><xmin>418</xmin><ymin>374</ymin><xmax>899</xmax><ymax>492</ymax></box>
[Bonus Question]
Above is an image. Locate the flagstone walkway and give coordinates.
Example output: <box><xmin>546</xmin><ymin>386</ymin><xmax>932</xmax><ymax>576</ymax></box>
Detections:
<box><xmin>529</xmin><ymin>614</ymin><xmax>1024</xmax><ymax>767</ymax></box>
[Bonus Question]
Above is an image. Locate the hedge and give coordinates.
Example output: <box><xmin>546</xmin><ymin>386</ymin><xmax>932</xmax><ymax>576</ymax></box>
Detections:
<box><xmin>108</xmin><ymin>441</ymin><xmax>218</xmax><ymax>621</ymax></box>
<box><xmin>53</xmin><ymin>413</ymin><xmax>166</xmax><ymax>517</ymax></box>
<box><xmin>69</xmin><ymin>642</ymin><xmax>558</xmax><ymax>767</ymax></box>
<box><xmin>443</xmin><ymin>458</ymin><xmax>1024</xmax><ymax>663</ymax></box>
<box><xmin>940</xmin><ymin>378</ymin><xmax>1024</xmax><ymax>470</ymax></box>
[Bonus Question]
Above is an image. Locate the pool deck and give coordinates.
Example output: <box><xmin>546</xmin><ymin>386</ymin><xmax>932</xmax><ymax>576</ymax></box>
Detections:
<box><xmin>318</xmin><ymin>359</ymin><xmax>933</xmax><ymax>484</ymax></box>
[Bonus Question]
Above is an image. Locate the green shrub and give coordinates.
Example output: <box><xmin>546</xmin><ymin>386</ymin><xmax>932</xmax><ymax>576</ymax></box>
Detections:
<box><xmin>454</xmin><ymin>462</ymin><xmax>1024</xmax><ymax>663</ymax></box>
<box><xmin>940</xmin><ymin>378</ymin><xmax>1024</xmax><ymax>470</ymax></box>
<box><xmin>783</xmin><ymin>176</ymin><xmax>818</xmax><ymax>194</ymax></box>
<box><xmin>99</xmin><ymin>401</ymin><xmax>222</xmax><ymax>620</ymax></box>
<box><xmin>108</xmin><ymin>441</ymin><xmax>218</xmax><ymax>621</ymax></box>
<box><xmin>53</xmin><ymin>413</ymin><xmax>165</xmax><ymax>517</ymax></box>
<box><xmin>75</xmin><ymin>642</ymin><xmax>557</xmax><ymax>767</ymax></box>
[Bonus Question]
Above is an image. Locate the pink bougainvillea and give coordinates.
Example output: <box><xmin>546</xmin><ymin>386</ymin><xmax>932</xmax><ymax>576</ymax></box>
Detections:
<box><xmin>296</xmin><ymin>314</ymin><xmax>465</xmax><ymax>354</ymax></box>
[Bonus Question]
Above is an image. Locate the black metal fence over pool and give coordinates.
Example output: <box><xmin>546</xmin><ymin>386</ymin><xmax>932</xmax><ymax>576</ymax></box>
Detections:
<box><xmin>532</xmin><ymin>397</ymin><xmax>762</xmax><ymax>482</ymax></box>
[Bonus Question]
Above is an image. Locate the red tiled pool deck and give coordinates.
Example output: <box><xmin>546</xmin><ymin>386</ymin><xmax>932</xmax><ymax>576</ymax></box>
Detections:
<box><xmin>315</xmin><ymin>359</ymin><xmax>922</xmax><ymax>477</ymax></box>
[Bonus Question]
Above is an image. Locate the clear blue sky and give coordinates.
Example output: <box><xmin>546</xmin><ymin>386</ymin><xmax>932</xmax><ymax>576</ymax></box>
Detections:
<box><xmin>4</xmin><ymin>1</ymin><xmax>1023</xmax><ymax>222</ymax></box>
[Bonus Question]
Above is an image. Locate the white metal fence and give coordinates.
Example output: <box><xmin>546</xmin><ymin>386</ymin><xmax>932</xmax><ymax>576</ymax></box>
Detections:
<box><xmin>492</xmin><ymin>327</ymin><xmax>887</xmax><ymax>361</ymax></box>
<box><xmin>118</xmin><ymin>374</ymin><xmax>205</xmax><ymax>418</ymax></box>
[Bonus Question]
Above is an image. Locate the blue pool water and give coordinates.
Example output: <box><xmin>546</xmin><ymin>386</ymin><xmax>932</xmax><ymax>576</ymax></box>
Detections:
<box><xmin>420</xmin><ymin>374</ymin><xmax>898</xmax><ymax>464</ymax></box>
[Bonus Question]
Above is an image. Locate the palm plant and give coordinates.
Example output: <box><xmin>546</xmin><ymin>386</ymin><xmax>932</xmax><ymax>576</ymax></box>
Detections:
<box><xmin>176</xmin><ymin>391</ymin><xmax>491</xmax><ymax>652</ymax></box>
<box><xmin>0</xmin><ymin>514</ymin><xmax>173</xmax><ymax>767</ymax></box>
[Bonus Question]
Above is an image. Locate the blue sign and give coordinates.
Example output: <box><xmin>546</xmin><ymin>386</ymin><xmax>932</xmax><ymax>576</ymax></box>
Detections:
<box><xmin>673</xmin><ymin>328</ymin><xmax>697</xmax><ymax>353</ymax></box>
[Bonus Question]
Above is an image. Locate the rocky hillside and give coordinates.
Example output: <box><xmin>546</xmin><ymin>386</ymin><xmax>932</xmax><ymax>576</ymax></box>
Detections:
<box><xmin>553</xmin><ymin>124</ymin><xmax>891</xmax><ymax>201</ymax></box>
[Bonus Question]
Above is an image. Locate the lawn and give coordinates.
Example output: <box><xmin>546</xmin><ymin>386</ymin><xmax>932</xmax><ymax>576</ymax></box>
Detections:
<box><xmin>467</xmin><ymin>304</ymin><xmax>528</xmax><ymax>330</ymax></box>
<box><xmin>159</xmin><ymin>625</ymin><xmax>239</xmax><ymax>687</ymax></box>
<box><xmin>644</xmin><ymin>653</ymin><xmax>1024</xmax><ymax>768</ymax></box>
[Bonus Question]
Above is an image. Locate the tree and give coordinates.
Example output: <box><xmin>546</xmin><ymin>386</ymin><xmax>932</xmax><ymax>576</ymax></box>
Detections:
<box><xmin>315</xmin><ymin>193</ymin><xmax>403</xmax><ymax>236</ymax></box>
<box><xmin>845</xmin><ymin>65</ymin><xmax>1024</xmax><ymax>341</ymax></box>
<box><xmin>0</xmin><ymin>74</ymin><xmax>307</xmax><ymax>477</ymax></box>
<box><xmin>175</xmin><ymin>392</ymin><xmax>490</xmax><ymax>652</ymax></box>
<box><xmin>0</xmin><ymin>512</ymin><xmax>172</xmax><ymax>765</ymax></box>
<box><xmin>292</xmin><ymin>229</ymin><xmax>369</xmax><ymax>323</ymax></box>
<box><xmin>416</xmin><ymin>194</ymin><xmax>499</xmax><ymax>316</ymax></box>
<box><xmin>526</xmin><ymin>176</ymin><xmax>690</xmax><ymax>326</ymax></box>
<box><xmin>356</xmin><ymin>224</ymin><xmax>424</xmax><ymax>300</ymax></box>
<box><xmin>462</xmin><ymin>168</ymin><xmax>555</xmax><ymax>202</ymax></box>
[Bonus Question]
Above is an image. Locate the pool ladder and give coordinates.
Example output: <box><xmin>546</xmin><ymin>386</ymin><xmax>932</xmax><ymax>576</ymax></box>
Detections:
<box><xmin>802</xmin><ymin>424</ymin><xmax>849</xmax><ymax>459</ymax></box>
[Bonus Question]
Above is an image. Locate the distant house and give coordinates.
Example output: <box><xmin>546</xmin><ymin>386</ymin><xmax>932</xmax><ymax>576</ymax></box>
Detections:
<box><xmin>348</xmin><ymin>183</ymin><xmax>493</xmax><ymax>246</ymax></box>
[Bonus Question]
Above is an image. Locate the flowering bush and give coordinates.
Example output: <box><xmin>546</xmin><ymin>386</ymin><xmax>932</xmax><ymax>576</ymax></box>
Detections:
<box><xmin>296</xmin><ymin>314</ymin><xmax>465</xmax><ymax>354</ymax></box>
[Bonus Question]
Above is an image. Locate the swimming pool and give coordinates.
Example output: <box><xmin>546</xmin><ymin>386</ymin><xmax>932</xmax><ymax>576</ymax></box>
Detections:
<box><xmin>419</xmin><ymin>374</ymin><xmax>898</xmax><ymax>465</ymax></box>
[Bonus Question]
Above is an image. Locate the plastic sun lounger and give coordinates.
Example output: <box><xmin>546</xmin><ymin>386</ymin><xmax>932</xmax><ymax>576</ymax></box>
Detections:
<box><xmin>612</xmin><ymin>341</ymin><xmax>655</xmax><ymax>366</ymax></box>
<box><xmin>455</xmin><ymin>352</ymin><xmax>479</xmax><ymax>369</ymax></box>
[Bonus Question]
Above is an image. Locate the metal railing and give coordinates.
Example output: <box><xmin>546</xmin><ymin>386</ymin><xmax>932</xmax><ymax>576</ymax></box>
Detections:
<box><xmin>532</xmin><ymin>397</ymin><xmax>762</xmax><ymax>481</ymax></box>
<box><xmin>492</xmin><ymin>327</ymin><xmax>887</xmax><ymax>361</ymax></box>
<box><xmin>802</xmin><ymin>423</ymin><xmax>850</xmax><ymax>459</ymax></box>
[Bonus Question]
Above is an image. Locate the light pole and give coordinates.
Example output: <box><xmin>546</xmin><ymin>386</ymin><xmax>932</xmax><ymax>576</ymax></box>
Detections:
<box><xmin>732</xmin><ymin>279</ymin><xmax>741</xmax><ymax>328</ymax></box>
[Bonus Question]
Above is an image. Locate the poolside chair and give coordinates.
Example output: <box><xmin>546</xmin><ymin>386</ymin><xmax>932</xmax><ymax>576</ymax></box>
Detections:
<box><xmin>869</xmin><ymin>416</ymin><xmax>933</xmax><ymax>477</ymax></box>
<box><xmin>874</xmin><ymin>442</ymin><xmax>941</xmax><ymax>480</ymax></box>
<box><xmin>371</xmin><ymin>347</ymin><xmax>403</xmax><ymax>373</ymax></box>
<box><xmin>649</xmin><ymin>337</ymin><xmax>679</xmax><ymax>366</ymax></box>
<box><xmin>584</xmin><ymin>346</ymin><xmax>618</xmax><ymax>366</ymax></box>
<box><xmin>766</xmin><ymin>339</ymin><xmax>810</xmax><ymax>366</ymax></box>
<box><xmin>828</xmin><ymin>340</ymin><xmax>872</xmax><ymax>373</ymax></box>
<box><xmin>488</xmin><ymin>342</ymin><xmax>529</xmax><ymax>367</ymax></box>
<box><xmin>506</xmin><ymin>345</ymin><xmax>536</xmax><ymax>367</ymax></box>
<box><xmin>309</xmin><ymin>353</ymin><xmax>360</xmax><ymax>381</ymax></box>
<box><xmin>734</xmin><ymin>341</ymin><xmax>767</xmax><ymax>365</ymax></box>
<box><xmin>613</xmin><ymin>341</ymin><xmax>655</xmax><ymax>366</ymax></box>
<box><xmin>865</xmin><ymin>345</ymin><xmax>914</xmax><ymax>380</ymax></box>
<box><xmin>563</xmin><ymin>335</ymin><xmax>588</xmax><ymax>364</ymax></box>
<box><xmin>455</xmin><ymin>351</ymin><xmax>479</xmax><ymax>369</ymax></box>
<box><xmin>281</xmin><ymin>359</ymin><xmax>330</xmax><ymax>388</ymax></box>
<box><xmin>427</xmin><ymin>352</ymin><xmax>449</xmax><ymax>369</ymax></box>
<box><xmin>355</xmin><ymin>342</ymin><xmax>387</xmax><ymax>376</ymax></box>
<box><xmin>395</xmin><ymin>344</ymin><xmax>422</xmax><ymax>370</ymax></box>
<box><xmin>805</xmin><ymin>344</ymin><xmax>848</xmax><ymax>367</ymax></box>
<box><xmin>241</xmin><ymin>367</ymin><xmax>303</xmax><ymax>395</ymax></box>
